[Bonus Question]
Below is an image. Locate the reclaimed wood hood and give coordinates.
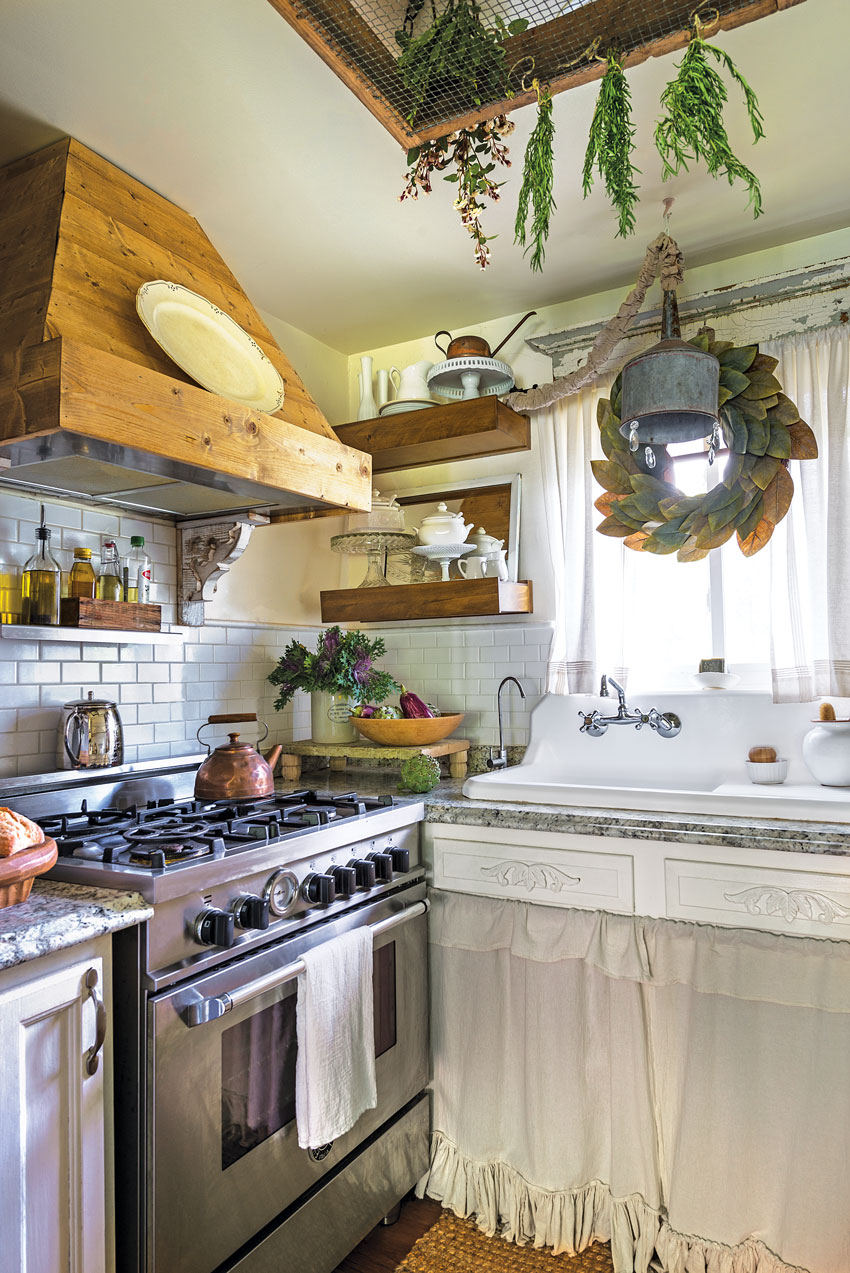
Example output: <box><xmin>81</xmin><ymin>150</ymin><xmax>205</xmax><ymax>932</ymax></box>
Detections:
<box><xmin>0</xmin><ymin>138</ymin><xmax>371</xmax><ymax>519</ymax></box>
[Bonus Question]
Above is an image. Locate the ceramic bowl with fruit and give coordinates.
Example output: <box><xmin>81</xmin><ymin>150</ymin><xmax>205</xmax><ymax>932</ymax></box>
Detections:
<box><xmin>350</xmin><ymin>687</ymin><xmax>464</xmax><ymax>745</ymax></box>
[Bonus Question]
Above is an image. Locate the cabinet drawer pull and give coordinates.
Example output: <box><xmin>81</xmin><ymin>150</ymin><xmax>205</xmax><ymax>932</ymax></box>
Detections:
<box><xmin>84</xmin><ymin>967</ymin><xmax>107</xmax><ymax>1076</ymax></box>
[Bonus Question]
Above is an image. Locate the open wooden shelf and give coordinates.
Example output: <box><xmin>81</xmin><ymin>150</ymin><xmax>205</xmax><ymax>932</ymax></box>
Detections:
<box><xmin>334</xmin><ymin>398</ymin><xmax>530</xmax><ymax>474</ymax></box>
<box><xmin>320</xmin><ymin>577</ymin><xmax>533</xmax><ymax>623</ymax></box>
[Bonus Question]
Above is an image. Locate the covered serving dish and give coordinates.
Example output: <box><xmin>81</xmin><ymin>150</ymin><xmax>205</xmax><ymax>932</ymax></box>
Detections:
<box><xmin>414</xmin><ymin>503</ymin><xmax>474</xmax><ymax>546</ymax></box>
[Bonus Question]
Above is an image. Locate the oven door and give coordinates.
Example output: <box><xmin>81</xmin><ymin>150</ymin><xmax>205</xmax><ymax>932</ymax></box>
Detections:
<box><xmin>147</xmin><ymin>884</ymin><xmax>428</xmax><ymax>1273</ymax></box>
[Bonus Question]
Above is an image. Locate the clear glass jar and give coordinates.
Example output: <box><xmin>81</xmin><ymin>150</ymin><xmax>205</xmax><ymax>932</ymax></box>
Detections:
<box><xmin>22</xmin><ymin>527</ymin><xmax>61</xmax><ymax>625</ymax></box>
<box><xmin>123</xmin><ymin>535</ymin><xmax>151</xmax><ymax>603</ymax></box>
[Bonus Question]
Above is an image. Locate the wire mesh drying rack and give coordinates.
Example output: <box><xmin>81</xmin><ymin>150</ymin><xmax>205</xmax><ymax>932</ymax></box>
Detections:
<box><xmin>266</xmin><ymin>0</ymin><xmax>801</xmax><ymax>146</ymax></box>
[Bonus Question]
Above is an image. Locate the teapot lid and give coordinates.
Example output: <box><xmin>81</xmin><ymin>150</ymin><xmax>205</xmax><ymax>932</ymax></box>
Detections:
<box><xmin>419</xmin><ymin>502</ymin><xmax>465</xmax><ymax>526</ymax></box>
<box><xmin>64</xmin><ymin>690</ymin><xmax>118</xmax><ymax>709</ymax></box>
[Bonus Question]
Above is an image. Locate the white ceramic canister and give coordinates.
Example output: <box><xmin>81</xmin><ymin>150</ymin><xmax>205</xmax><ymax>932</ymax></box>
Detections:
<box><xmin>802</xmin><ymin>720</ymin><xmax>850</xmax><ymax>786</ymax></box>
<box><xmin>310</xmin><ymin>691</ymin><xmax>357</xmax><ymax>744</ymax></box>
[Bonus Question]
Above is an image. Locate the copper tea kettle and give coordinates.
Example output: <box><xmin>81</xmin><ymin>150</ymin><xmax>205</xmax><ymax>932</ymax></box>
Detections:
<box><xmin>194</xmin><ymin>714</ymin><xmax>283</xmax><ymax>801</ymax></box>
<box><xmin>434</xmin><ymin>311</ymin><xmax>536</xmax><ymax>360</ymax></box>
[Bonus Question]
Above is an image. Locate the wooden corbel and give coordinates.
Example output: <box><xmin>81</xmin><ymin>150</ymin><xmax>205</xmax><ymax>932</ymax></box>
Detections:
<box><xmin>177</xmin><ymin>511</ymin><xmax>269</xmax><ymax>625</ymax></box>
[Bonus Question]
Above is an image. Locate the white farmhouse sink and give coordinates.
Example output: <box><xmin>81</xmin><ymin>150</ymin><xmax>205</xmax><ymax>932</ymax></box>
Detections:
<box><xmin>463</xmin><ymin>692</ymin><xmax>850</xmax><ymax>822</ymax></box>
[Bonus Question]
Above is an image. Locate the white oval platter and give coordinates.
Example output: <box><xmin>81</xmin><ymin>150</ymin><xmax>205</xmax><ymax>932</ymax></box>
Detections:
<box><xmin>136</xmin><ymin>280</ymin><xmax>284</xmax><ymax>413</ymax></box>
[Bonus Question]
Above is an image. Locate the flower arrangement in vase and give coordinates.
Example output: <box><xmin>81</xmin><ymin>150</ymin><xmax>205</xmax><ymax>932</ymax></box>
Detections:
<box><xmin>268</xmin><ymin>626</ymin><xmax>399</xmax><ymax>744</ymax></box>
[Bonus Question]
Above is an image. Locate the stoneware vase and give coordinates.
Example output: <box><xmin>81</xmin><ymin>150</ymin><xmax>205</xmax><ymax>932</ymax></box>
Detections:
<box><xmin>311</xmin><ymin>691</ymin><xmax>357</xmax><ymax>745</ymax></box>
<box><xmin>802</xmin><ymin>721</ymin><xmax>850</xmax><ymax>786</ymax></box>
<box><xmin>357</xmin><ymin>355</ymin><xmax>377</xmax><ymax>420</ymax></box>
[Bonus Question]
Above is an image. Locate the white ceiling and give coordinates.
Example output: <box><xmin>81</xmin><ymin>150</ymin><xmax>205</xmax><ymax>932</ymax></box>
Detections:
<box><xmin>0</xmin><ymin>0</ymin><xmax>847</xmax><ymax>352</ymax></box>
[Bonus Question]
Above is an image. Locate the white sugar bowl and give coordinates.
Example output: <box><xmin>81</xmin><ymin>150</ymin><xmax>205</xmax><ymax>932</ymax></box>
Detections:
<box><xmin>415</xmin><ymin>503</ymin><xmax>474</xmax><ymax>546</ymax></box>
<box><xmin>803</xmin><ymin>720</ymin><xmax>850</xmax><ymax>786</ymax></box>
<box><xmin>467</xmin><ymin>526</ymin><xmax>504</xmax><ymax>556</ymax></box>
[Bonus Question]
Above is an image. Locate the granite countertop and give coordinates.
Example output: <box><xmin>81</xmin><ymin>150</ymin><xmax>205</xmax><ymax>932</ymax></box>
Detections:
<box><xmin>0</xmin><ymin>881</ymin><xmax>153</xmax><ymax>972</ymax></box>
<box><xmin>278</xmin><ymin>772</ymin><xmax>850</xmax><ymax>857</ymax></box>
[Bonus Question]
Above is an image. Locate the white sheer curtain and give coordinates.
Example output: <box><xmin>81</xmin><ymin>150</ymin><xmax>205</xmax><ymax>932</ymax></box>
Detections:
<box><xmin>764</xmin><ymin>327</ymin><xmax>850</xmax><ymax>701</ymax></box>
<box><xmin>537</xmin><ymin>385</ymin><xmax>608</xmax><ymax>693</ymax></box>
<box><xmin>537</xmin><ymin>326</ymin><xmax>850</xmax><ymax>701</ymax></box>
<box><xmin>419</xmin><ymin>890</ymin><xmax>850</xmax><ymax>1273</ymax></box>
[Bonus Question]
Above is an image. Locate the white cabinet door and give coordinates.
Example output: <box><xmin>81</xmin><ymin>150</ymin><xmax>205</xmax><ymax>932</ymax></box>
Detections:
<box><xmin>0</xmin><ymin>955</ymin><xmax>107</xmax><ymax>1273</ymax></box>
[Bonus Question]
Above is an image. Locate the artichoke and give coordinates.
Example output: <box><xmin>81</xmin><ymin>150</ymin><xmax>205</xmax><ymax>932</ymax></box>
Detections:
<box><xmin>398</xmin><ymin>754</ymin><xmax>441</xmax><ymax>793</ymax></box>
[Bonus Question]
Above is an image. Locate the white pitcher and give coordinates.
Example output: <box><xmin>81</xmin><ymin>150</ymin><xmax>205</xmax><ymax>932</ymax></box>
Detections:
<box><xmin>390</xmin><ymin>360</ymin><xmax>433</xmax><ymax>402</ymax></box>
<box><xmin>457</xmin><ymin>555</ymin><xmax>490</xmax><ymax>579</ymax></box>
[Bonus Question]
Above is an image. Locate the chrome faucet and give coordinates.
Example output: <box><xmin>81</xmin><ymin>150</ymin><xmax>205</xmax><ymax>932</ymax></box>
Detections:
<box><xmin>487</xmin><ymin>676</ymin><xmax>526</xmax><ymax>769</ymax></box>
<box><xmin>579</xmin><ymin>674</ymin><xmax>681</xmax><ymax>739</ymax></box>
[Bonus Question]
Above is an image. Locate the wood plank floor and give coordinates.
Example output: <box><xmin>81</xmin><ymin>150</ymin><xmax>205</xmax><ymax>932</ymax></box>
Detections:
<box><xmin>333</xmin><ymin>1197</ymin><xmax>443</xmax><ymax>1272</ymax></box>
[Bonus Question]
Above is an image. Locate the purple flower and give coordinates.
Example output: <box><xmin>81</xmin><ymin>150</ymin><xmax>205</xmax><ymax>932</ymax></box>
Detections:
<box><xmin>353</xmin><ymin>655</ymin><xmax>372</xmax><ymax>684</ymax></box>
<box><xmin>322</xmin><ymin>629</ymin><xmax>340</xmax><ymax>657</ymax></box>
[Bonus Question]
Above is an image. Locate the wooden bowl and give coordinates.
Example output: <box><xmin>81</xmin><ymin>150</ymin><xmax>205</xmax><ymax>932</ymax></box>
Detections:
<box><xmin>350</xmin><ymin>713</ymin><xmax>464</xmax><ymax>746</ymax></box>
<box><xmin>0</xmin><ymin>838</ymin><xmax>58</xmax><ymax>909</ymax></box>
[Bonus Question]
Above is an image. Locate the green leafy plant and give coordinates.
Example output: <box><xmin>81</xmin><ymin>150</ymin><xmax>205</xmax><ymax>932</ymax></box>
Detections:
<box><xmin>514</xmin><ymin>80</ymin><xmax>556</xmax><ymax>272</ymax></box>
<box><xmin>268</xmin><ymin>627</ymin><xmax>399</xmax><ymax>710</ymax></box>
<box><xmin>583</xmin><ymin>52</ymin><xmax>639</xmax><ymax>238</ymax></box>
<box><xmin>395</xmin><ymin>0</ymin><xmax>527</xmax><ymax>125</ymax></box>
<box><xmin>591</xmin><ymin>331</ymin><xmax>817</xmax><ymax>561</ymax></box>
<box><xmin>400</xmin><ymin>116</ymin><xmax>513</xmax><ymax>269</ymax></box>
<box><xmin>655</xmin><ymin>24</ymin><xmax>765</xmax><ymax>216</ymax></box>
<box><xmin>399</xmin><ymin>754</ymin><xmax>442</xmax><ymax>793</ymax></box>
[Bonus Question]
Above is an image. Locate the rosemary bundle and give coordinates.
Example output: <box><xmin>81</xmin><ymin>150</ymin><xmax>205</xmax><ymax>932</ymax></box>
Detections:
<box><xmin>400</xmin><ymin>117</ymin><xmax>514</xmax><ymax>269</ymax></box>
<box><xmin>583</xmin><ymin>52</ymin><xmax>639</xmax><ymax>238</ymax></box>
<box><xmin>655</xmin><ymin>29</ymin><xmax>765</xmax><ymax>216</ymax></box>
<box><xmin>514</xmin><ymin>81</ymin><xmax>556</xmax><ymax>272</ymax></box>
<box><xmin>396</xmin><ymin>0</ymin><xmax>527</xmax><ymax>125</ymax></box>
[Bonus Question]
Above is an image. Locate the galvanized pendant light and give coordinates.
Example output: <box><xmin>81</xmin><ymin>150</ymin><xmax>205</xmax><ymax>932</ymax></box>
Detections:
<box><xmin>619</xmin><ymin>289</ymin><xmax>721</xmax><ymax>470</ymax></box>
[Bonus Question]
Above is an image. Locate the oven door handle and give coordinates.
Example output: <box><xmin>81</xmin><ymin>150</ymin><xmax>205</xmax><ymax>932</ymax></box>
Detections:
<box><xmin>181</xmin><ymin>898</ymin><xmax>430</xmax><ymax>1028</ymax></box>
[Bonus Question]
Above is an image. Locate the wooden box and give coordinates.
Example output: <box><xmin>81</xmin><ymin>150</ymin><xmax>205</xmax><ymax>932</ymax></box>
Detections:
<box><xmin>60</xmin><ymin>598</ymin><xmax>161</xmax><ymax>631</ymax></box>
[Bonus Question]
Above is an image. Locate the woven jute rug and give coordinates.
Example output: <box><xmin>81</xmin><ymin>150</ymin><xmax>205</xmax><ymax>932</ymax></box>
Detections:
<box><xmin>395</xmin><ymin>1211</ymin><xmax>615</xmax><ymax>1271</ymax></box>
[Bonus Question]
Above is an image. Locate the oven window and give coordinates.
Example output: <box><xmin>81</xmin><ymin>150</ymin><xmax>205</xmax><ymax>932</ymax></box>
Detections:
<box><xmin>221</xmin><ymin>941</ymin><xmax>397</xmax><ymax>1170</ymax></box>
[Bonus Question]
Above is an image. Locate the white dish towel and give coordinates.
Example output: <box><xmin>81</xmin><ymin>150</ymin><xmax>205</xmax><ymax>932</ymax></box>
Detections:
<box><xmin>295</xmin><ymin>926</ymin><xmax>377</xmax><ymax>1150</ymax></box>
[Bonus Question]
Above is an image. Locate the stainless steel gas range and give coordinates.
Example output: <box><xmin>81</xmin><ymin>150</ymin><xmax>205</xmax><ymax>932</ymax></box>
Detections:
<box><xmin>6</xmin><ymin>757</ymin><xmax>430</xmax><ymax>1273</ymax></box>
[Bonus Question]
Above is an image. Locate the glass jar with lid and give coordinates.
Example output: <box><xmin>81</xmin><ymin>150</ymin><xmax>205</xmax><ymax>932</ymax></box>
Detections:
<box><xmin>69</xmin><ymin>547</ymin><xmax>97</xmax><ymax>600</ymax></box>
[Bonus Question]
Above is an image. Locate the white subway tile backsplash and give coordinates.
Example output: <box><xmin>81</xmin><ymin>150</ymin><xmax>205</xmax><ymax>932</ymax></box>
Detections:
<box><xmin>0</xmin><ymin>486</ymin><xmax>550</xmax><ymax>773</ymax></box>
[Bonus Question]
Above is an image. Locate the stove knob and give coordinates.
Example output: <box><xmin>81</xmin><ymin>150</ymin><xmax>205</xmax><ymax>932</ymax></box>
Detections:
<box><xmin>231</xmin><ymin>894</ymin><xmax>270</xmax><ymax>931</ymax></box>
<box><xmin>389</xmin><ymin>845</ymin><xmax>411</xmax><ymax>874</ymax></box>
<box><xmin>193</xmin><ymin>908</ymin><xmax>236</xmax><ymax>948</ymax></box>
<box><xmin>347</xmin><ymin>858</ymin><xmax>376</xmax><ymax>890</ymax></box>
<box><xmin>302</xmin><ymin>872</ymin><xmax>336</xmax><ymax>907</ymax></box>
<box><xmin>366</xmin><ymin>850</ymin><xmax>394</xmax><ymax>882</ymax></box>
<box><xmin>330</xmin><ymin>865</ymin><xmax>357</xmax><ymax>899</ymax></box>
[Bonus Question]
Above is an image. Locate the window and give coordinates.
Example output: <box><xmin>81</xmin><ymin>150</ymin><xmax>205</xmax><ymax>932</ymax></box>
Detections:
<box><xmin>593</xmin><ymin>441</ymin><xmax>772</xmax><ymax>691</ymax></box>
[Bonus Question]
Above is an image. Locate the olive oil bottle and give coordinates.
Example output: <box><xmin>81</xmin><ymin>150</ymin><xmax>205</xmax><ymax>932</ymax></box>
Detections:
<box><xmin>69</xmin><ymin>547</ymin><xmax>97</xmax><ymax>599</ymax></box>
<box><xmin>96</xmin><ymin>540</ymin><xmax>122</xmax><ymax>602</ymax></box>
<box><xmin>22</xmin><ymin>524</ymin><xmax>61</xmax><ymax>625</ymax></box>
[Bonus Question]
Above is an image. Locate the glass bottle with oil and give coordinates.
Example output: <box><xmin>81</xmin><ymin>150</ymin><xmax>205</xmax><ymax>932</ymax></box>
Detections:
<box><xmin>69</xmin><ymin>547</ymin><xmax>97</xmax><ymax>599</ymax></box>
<box><xmin>0</xmin><ymin>558</ymin><xmax>23</xmax><ymax>624</ymax></box>
<box><xmin>22</xmin><ymin>526</ymin><xmax>61</xmax><ymax>625</ymax></box>
<box><xmin>96</xmin><ymin>540</ymin><xmax>123</xmax><ymax>602</ymax></box>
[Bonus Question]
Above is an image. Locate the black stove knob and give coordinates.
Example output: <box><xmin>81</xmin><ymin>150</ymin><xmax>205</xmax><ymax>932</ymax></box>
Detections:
<box><xmin>193</xmin><ymin>908</ymin><xmax>236</xmax><ymax>948</ymax></box>
<box><xmin>366</xmin><ymin>850</ymin><xmax>394</xmax><ymax>882</ymax></box>
<box><xmin>330</xmin><ymin>865</ymin><xmax>357</xmax><ymax>899</ymax></box>
<box><xmin>231</xmin><ymin>894</ymin><xmax>270</xmax><ymax>931</ymax></box>
<box><xmin>347</xmin><ymin>858</ymin><xmax>376</xmax><ymax>890</ymax></box>
<box><xmin>302</xmin><ymin>872</ymin><xmax>336</xmax><ymax>906</ymax></box>
<box><xmin>388</xmin><ymin>845</ymin><xmax>410</xmax><ymax>874</ymax></box>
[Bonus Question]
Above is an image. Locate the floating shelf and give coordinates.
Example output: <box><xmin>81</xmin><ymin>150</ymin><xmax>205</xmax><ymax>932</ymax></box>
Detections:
<box><xmin>320</xmin><ymin>577</ymin><xmax>533</xmax><ymax>623</ymax></box>
<box><xmin>334</xmin><ymin>398</ymin><xmax>531</xmax><ymax>474</ymax></box>
<box><xmin>0</xmin><ymin>625</ymin><xmax>184</xmax><ymax>646</ymax></box>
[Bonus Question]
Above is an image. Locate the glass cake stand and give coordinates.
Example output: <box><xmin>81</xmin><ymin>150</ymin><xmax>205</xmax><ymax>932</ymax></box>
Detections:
<box><xmin>331</xmin><ymin>531</ymin><xmax>416</xmax><ymax>587</ymax></box>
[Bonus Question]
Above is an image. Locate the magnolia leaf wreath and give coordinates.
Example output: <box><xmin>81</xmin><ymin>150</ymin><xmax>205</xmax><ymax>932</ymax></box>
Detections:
<box><xmin>592</xmin><ymin>331</ymin><xmax>819</xmax><ymax>561</ymax></box>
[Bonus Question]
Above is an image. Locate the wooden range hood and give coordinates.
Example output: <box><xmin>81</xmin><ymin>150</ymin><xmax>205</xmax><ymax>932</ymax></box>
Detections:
<box><xmin>0</xmin><ymin>138</ymin><xmax>371</xmax><ymax>519</ymax></box>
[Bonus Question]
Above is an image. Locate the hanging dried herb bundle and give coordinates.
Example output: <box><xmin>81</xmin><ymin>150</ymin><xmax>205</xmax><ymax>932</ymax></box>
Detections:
<box><xmin>395</xmin><ymin>0</ymin><xmax>527</xmax><ymax>125</ymax></box>
<box><xmin>583</xmin><ymin>52</ymin><xmax>639</xmax><ymax>238</ymax></box>
<box><xmin>400</xmin><ymin>116</ymin><xmax>514</xmax><ymax>269</ymax></box>
<box><xmin>514</xmin><ymin>80</ymin><xmax>556</xmax><ymax>273</ymax></box>
<box><xmin>655</xmin><ymin>24</ymin><xmax>765</xmax><ymax>216</ymax></box>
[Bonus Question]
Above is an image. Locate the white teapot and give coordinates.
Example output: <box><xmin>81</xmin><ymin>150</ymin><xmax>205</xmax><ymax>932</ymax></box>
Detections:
<box><xmin>415</xmin><ymin>502</ymin><xmax>474</xmax><ymax>545</ymax></box>
<box><xmin>390</xmin><ymin>360</ymin><xmax>433</xmax><ymax>402</ymax></box>
<box><xmin>467</xmin><ymin>526</ymin><xmax>504</xmax><ymax>556</ymax></box>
